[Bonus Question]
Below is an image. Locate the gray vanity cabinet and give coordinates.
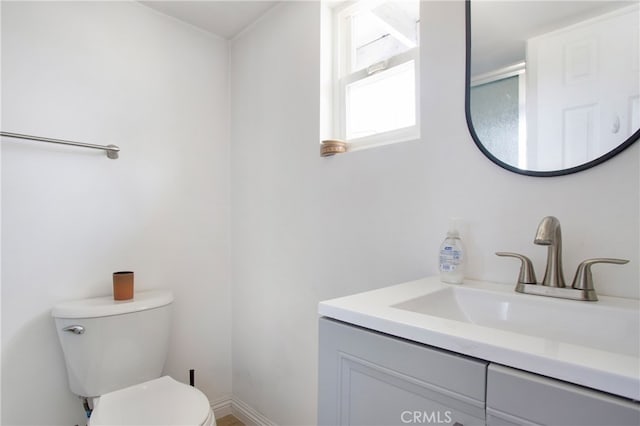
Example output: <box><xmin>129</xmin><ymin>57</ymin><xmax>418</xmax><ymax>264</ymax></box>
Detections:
<box><xmin>486</xmin><ymin>364</ymin><xmax>640</xmax><ymax>426</ymax></box>
<box><xmin>318</xmin><ymin>318</ymin><xmax>488</xmax><ymax>426</ymax></box>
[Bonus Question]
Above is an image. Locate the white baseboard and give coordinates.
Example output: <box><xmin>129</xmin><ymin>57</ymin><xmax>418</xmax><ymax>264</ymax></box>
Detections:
<box><xmin>210</xmin><ymin>394</ymin><xmax>233</xmax><ymax>419</ymax></box>
<box><xmin>210</xmin><ymin>395</ymin><xmax>277</xmax><ymax>426</ymax></box>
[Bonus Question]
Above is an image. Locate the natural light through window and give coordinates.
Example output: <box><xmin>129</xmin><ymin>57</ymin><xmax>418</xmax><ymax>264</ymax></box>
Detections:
<box><xmin>334</xmin><ymin>0</ymin><xmax>420</xmax><ymax>148</ymax></box>
<box><xmin>347</xmin><ymin>60</ymin><xmax>416</xmax><ymax>139</ymax></box>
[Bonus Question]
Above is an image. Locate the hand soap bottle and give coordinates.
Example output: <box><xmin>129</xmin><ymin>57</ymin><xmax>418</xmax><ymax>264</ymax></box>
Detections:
<box><xmin>439</xmin><ymin>219</ymin><xmax>465</xmax><ymax>284</ymax></box>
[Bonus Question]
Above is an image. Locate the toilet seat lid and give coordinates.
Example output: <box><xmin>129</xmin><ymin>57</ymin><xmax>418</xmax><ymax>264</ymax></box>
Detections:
<box><xmin>89</xmin><ymin>376</ymin><xmax>211</xmax><ymax>426</ymax></box>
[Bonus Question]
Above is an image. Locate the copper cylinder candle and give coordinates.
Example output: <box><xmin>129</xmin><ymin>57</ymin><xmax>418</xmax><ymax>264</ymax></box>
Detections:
<box><xmin>113</xmin><ymin>271</ymin><xmax>134</xmax><ymax>300</ymax></box>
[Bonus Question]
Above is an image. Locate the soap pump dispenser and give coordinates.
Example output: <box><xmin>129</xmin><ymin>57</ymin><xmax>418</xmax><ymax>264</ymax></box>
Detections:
<box><xmin>439</xmin><ymin>219</ymin><xmax>465</xmax><ymax>284</ymax></box>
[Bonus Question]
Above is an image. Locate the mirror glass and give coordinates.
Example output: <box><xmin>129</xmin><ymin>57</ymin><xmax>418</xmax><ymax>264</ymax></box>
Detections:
<box><xmin>466</xmin><ymin>0</ymin><xmax>640</xmax><ymax>176</ymax></box>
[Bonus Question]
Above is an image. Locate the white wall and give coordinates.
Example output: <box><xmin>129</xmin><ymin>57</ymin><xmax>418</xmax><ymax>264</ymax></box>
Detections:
<box><xmin>2</xmin><ymin>1</ymin><xmax>637</xmax><ymax>425</ymax></box>
<box><xmin>230</xmin><ymin>1</ymin><xmax>639</xmax><ymax>425</ymax></box>
<box><xmin>1</xmin><ymin>2</ymin><xmax>231</xmax><ymax>425</ymax></box>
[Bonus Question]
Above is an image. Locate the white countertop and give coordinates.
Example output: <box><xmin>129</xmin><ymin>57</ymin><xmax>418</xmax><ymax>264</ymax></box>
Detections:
<box><xmin>318</xmin><ymin>276</ymin><xmax>640</xmax><ymax>401</ymax></box>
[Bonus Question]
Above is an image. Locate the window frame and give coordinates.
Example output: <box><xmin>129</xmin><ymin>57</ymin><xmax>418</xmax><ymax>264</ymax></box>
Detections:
<box><xmin>333</xmin><ymin>0</ymin><xmax>421</xmax><ymax>150</ymax></box>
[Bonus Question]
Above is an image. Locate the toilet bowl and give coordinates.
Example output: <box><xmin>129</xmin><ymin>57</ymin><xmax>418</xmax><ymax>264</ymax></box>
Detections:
<box><xmin>89</xmin><ymin>376</ymin><xmax>215</xmax><ymax>426</ymax></box>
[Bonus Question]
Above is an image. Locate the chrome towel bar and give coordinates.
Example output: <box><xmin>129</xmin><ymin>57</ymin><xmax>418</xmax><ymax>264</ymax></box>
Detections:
<box><xmin>1</xmin><ymin>131</ymin><xmax>120</xmax><ymax>159</ymax></box>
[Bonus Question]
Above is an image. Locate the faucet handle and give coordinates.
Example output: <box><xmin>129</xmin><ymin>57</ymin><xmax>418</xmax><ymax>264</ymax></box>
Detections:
<box><xmin>496</xmin><ymin>252</ymin><xmax>537</xmax><ymax>285</ymax></box>
<box><xmin>571</xmin><ymin>258</ymin><xmax>629</xmax><ymax>297</ymax></box>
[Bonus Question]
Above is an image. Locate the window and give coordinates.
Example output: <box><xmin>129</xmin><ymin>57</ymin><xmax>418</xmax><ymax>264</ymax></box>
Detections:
<box><xmin>334</xmin><ymin>0</ymin><xmax>420</xmax><ymax>148</ymax></box>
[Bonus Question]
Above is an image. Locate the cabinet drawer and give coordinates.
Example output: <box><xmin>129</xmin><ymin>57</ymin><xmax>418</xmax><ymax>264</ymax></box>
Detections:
<box><xmin>487</xmin><ymin>364</ymin><xmax>640</xmax><ymax>426</ymax></box>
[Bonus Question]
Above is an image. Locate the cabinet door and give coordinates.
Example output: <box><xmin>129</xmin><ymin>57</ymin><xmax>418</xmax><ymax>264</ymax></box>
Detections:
<box><xmin>318</xmin><ymin>318</ymin><xmax>487</xmax><ymax>426</ymax></box>
<box><xmin>487</xmin><ymin>364</ymin><xmax>640</xmax><ymax>426</ymax></box>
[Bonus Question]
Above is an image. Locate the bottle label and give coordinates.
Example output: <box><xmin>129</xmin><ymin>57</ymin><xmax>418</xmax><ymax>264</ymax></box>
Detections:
<box><xmin>439</xmin><ymin>245</ymin><xmax>463</xmax><ymax>272</ymax></box>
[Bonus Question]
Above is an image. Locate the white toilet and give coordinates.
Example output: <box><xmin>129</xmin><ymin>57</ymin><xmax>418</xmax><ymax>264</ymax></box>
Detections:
<box><xmin>52</xmin><ymin>290</ymin><xmax>215</xmax><ymax>426</ymax></box>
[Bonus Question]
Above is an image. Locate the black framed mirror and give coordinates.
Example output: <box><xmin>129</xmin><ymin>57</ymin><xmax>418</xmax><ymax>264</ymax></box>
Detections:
<box><xmin>465</xmin><ymin>0</ymin><xmax>640</xmax><ymax>177</ymax></box>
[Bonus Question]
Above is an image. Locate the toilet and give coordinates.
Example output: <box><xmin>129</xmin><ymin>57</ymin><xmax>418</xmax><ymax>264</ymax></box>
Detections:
<box><xmin>52</xmin><ymin>290</ymin><xmax>215</xmax><ymax>426</ymax></box>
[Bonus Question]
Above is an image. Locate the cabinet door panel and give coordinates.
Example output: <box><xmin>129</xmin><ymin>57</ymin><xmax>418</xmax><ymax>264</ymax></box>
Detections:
<box><xmin>340</xmin><ymin>353</ymin><xmax>485</xmax><ymax>425</ymax></box>
<box><xmin>487</xmin><ymin>364</ymin><xmax>640</xmax><ymax>426</ymax></box>
<box><xmin>319</xmin><ymin>318</ymin><xmax>487</xmax><ymax>426</ymax></box>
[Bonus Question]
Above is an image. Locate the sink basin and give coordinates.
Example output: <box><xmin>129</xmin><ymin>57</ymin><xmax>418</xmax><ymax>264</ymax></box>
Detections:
<box><xmin>393</xmin><ymin>285</ymin><xmax>640</xmax><ymax>356</ymax></box>
<box><xmin>319</xmin><ymin>276</ymin><xmax>640</xmax><ymax>400</ymax></box>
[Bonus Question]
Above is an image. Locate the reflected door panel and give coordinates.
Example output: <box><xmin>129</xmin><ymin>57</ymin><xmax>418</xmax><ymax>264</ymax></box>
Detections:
<box><xmin>528</xmin><ymin>7</ymin><xmax>638</xmax><ymax>170</ymax></box>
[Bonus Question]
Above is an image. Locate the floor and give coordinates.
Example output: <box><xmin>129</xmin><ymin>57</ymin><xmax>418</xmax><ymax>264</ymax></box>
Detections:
<box><xmin>217</xmin><ymin>414</ymin><xmax>245</xmax><ymax>426</ymax></box>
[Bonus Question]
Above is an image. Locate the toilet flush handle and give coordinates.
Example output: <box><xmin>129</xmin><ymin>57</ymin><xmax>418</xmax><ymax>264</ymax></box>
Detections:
<box><xmin>62</xmin><ymin>325</ymin><xmax>85</xmax><ymax>335</ymax></box>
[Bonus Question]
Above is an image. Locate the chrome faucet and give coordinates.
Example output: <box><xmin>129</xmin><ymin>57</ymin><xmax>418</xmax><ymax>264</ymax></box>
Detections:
<box><xmin>534</xmin><ymin>216</ymin><xmax>566</xmax><ymax>288</ymax></box>
<box><xmin>496</xmin><ymin>216</ymin><xmax>629</xmax><ymax>301</ymax></box>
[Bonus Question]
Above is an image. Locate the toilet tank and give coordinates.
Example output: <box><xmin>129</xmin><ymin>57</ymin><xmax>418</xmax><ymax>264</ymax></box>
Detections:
<box><xmin>52</xmin><ymin>290</ymin><xmax>174</xmax><ymax>398</ymax></box>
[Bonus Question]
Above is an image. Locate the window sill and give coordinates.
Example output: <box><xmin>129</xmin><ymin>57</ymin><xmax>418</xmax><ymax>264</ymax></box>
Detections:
<box><xmin>320</xmin><ymin>128</ymin><xmax>420</xmax><ymax>157</ymax></box>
